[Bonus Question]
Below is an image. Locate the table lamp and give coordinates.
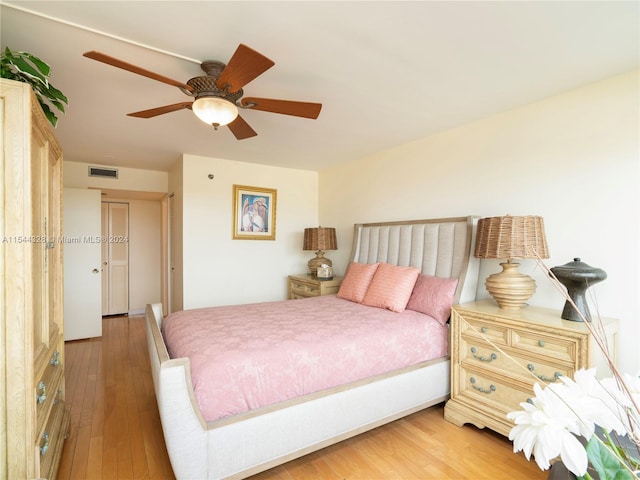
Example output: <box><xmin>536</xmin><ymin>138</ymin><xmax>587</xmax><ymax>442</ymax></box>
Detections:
<box><xmin>303</xmin><ymin>227</ymin><xmax>337</xmax><ymax>276</ymax></box>
<box><xmin>474</xmin><ymin>215</ymin><xmax>549</xmax><ymax>310</ymax></box>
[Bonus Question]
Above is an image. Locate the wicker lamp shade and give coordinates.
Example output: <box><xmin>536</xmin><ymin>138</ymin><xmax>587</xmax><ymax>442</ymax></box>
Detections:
<box><xmin>474</xmin><ymin>216</ymin><xmax>549</xmax><ymax>310</ymax></box>
<box><xmin>303</xmin><ymin>227</ymin><xmax>337</xmax><ymax>276</ymax></box>
<box><xmin>475</xmin><ymin>215</ymin><xmax>549</xmax><ymax>260</ymax></box>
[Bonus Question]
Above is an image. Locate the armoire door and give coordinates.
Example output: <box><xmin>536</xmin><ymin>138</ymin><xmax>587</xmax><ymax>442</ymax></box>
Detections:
<box><xmin>101</xmin><ymin>202</ymin><xmax>129</xmax><ymax>315</ymax></box>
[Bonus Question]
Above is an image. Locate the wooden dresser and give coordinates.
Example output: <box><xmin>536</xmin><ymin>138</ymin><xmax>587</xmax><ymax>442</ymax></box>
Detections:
<box><xmin>444</xmin><ymin>300</ymin><xmax>618</xmax><ymax>437</ymax></box>
<box><xmin>1</xmin><ymin>79</ymin><xmax>69</xmax><ymax>479</ymax></box>
<box><xmin>288</xmin><ymin>274</ymin><xmax>343</xmax><ymax>299</ymax></box>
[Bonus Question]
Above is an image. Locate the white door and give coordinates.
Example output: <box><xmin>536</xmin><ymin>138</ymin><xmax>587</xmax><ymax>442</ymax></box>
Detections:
<box><xmin>64</xmin><ymin>188</ymin><xmax>102</xmax><ymax>340</ymax></box>
<box><xmin>102</xmin><ymin>202</ymin><xmax>129</xmax><ymax>315</ymax></box>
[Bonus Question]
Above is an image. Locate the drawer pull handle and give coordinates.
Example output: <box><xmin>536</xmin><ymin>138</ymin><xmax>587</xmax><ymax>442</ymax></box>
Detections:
<box><xmin>470</xmin><ymin>377</ymin><xmax>496</xmax><ymax>394</ymax></box>
<box><xmin>40</xmin><ymin>432</ymin><xmax>49</xmax><ymax>456</ymax></box>
<box><xmin>538</xmin><ymin>340</ymin><xmax>545</xmax><ymax>347</ymax></box>
<box><xmin>50</xmin><ymin>350</ymin><xmax>60</xmax><ymax>366</ymax></box>
<box><xmin>37</xmin><ymin>381</ymin><xmax>47</xmax><ymax>404</ymax></box>
<box><xmin>470</xmin><ymin>347</ymin><xmax>497</xmax><ymax>362</ymax></box>
<box><xmin>481</xmin><ymin>327</ymin><xmax>488</xmax><ymax>333</ymax></box>
<box><xmin>527</xmin><ymin>364</ymin><xmax>561</xmax><ymax>382</ymax></box>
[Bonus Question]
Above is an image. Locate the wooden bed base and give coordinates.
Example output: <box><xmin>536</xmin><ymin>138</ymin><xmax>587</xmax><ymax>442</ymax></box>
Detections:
<box><xmin>146</xmin><ymin>216</ymin><xmax>480</xmax><ymax>479</ymax></box>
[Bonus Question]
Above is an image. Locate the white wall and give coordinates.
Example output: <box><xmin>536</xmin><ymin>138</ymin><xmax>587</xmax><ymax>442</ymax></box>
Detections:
<box><xmin>175</xmin><ymin>154</ymin><xmax>318</xmax><ymax>309</ymax></box>
<box><xmin>320</xmin><ymin>70</ymin><xmax>639</xmax><ymax>374</ymax></box>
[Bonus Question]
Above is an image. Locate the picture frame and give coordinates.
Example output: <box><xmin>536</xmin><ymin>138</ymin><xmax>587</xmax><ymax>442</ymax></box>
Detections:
<box><xmin>232</xmin><ymin>184</ymin><xmax>277</xmax><ymax>240</ymax></box>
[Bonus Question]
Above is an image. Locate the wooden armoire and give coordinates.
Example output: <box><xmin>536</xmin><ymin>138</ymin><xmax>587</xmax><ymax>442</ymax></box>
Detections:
<box><xmin>1</xmin><ymin>79</ymin><xmax>69</xmax><ymax>479</ymax></box>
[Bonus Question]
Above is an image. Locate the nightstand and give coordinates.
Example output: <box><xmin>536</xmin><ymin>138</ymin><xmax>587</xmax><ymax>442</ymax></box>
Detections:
<box><xmin>444</xmin><ymin>300</ymin><xmax>618</xmax><ymax>437</ymax></box>
<box><xmin>288</xmin><ymin>274</ymin><xmax>344</xmax><ymax>299</ymax></box>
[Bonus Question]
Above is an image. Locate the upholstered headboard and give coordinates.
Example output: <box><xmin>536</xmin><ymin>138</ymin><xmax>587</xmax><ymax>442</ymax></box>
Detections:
<box><xmin>349</xmin><ymin>216</ymin><xmax>480</xmax><ymax>304</ymax></box>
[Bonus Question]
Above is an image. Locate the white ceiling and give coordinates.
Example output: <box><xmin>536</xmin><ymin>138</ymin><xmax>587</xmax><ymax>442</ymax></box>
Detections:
<box><xmin>1</xmin><ymin>1</ymin><xmax>638</xmax><ymax>173</ymax></box>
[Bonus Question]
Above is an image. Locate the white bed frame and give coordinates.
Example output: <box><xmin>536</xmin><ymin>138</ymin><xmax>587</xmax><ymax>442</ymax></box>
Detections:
<box><xmin>146</xmin><ymin>216</ymin><xmax>480</xmax><ymax>479</ymax></box>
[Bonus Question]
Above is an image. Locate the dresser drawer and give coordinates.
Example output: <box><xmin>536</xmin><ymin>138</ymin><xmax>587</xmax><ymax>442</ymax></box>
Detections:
<box><xmin>290</xmin><ymin>279</ymin><xmax>320</xmax><ymax>297</ymax></box>
<box><xmin>457</xmin><ymin>366</ymin><xmax>533</xmax><ymax>414</ymax></box>
<box><xmin>35</xmin><ymin>347</ymin><xmax>65</xmax><ymax>432</ymax></box>
<box><xmin>37</xmin><ymin>400</ymin><xmax>70</xmax><ymax>480</ymax></box>
<box><xmin>511</xmin><ymin>328</ymin><xmax>578</xmax><ymax>364</ymax></box>
<box><xmin>460</xmin><ymin>337</ymin><xmax>571</xmax><ymax>384</ymax></box>
<box><xmin>288</xmin><ymin>275</ymin><xmax>343</xmax><ymax>299</ymax></box>
<box><xmin>460</xmin><ymin>317</ymin><xmax>509</xmax><ymax>346</ymax></box>
<box><xmin>290</xmin><ymin>292</ymin><xmax>311</xmax><ymax>300</ymax></box>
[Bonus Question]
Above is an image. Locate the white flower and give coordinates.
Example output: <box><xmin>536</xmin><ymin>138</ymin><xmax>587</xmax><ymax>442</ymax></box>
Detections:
<box><xmin>557</xmin><ymin>369</ymin><xmax>627</xmax><ymax>437</ymax></box>
<box><xmin>601</xmin><ymin>372</ymin><xmax>640</xmax><ymax>435</ymax></box>
<box><xmin>507</xmin><ymin>382</ymin><xmax>589</xmax><ymax>475</ymax></box>
<box><xmin>507</xmin><ymin>369</ymin><xmax>639</xmax><ymax>478</ymax></box>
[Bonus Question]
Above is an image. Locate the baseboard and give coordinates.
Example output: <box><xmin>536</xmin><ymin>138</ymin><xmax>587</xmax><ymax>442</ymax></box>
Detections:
<box><xmin>128</xmin><ymin>307</ymin><xmax>145</xmax><ymax>316</ymax></box>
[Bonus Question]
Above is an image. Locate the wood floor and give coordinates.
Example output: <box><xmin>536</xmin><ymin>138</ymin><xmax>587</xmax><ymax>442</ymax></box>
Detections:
<box><xmin>58</xmin><ymin>315</ymin><xmax>548</xmax><ymax>480</ymax></box>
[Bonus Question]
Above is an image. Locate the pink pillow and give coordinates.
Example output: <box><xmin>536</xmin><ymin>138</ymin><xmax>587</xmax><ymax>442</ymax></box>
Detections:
<box><xmin>337</xmin><ymin>262</ymin><xmax>380</xmax><ymax>303</ymax></box>
<box><xmin>406</xmin><ymin>274</ymin><xmax>459</xmax><ymax>325</ymax></box>
<box><xmin>362</xmin><ymin>263</ymin><xmax>420</xmax><ymax>313</ymax></box>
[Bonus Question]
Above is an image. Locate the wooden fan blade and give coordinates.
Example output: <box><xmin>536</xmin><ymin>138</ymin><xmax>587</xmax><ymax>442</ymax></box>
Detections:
<box><xmin>227</xmin><ymin>114</ymin><xmax>257</xmax><ymax>140</ymax></box>
<box><xmin>83</xmin><ymin>51</ymin><xmax>194</xmax><ymax>93</ymax></box>
<box><xmin>216</xmin><ymin>44</ymin><xmax>275</xmax><ymax>93</ymax></box>
<box><xmin>241</xmin><ymin>97</ymin><xmax>322</xmax><ymax>119</ymax></box>
<box><xmin>127</xmin><ymin>102</ymin><xmax>193</xmax><ymax>118</ymax></box>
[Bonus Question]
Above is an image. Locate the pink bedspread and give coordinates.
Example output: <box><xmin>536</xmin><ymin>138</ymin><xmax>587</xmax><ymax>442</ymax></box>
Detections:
<box><xmin>162</xmin><ymin>295</ymin><xmax>448</xmax><ymax>422</ymax></box>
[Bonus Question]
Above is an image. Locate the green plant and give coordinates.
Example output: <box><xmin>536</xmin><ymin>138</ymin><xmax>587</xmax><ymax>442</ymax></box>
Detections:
<box><xmin>1</xmin><ymin>47</ymin><xmax>68</xmax><ymax>127</ymax></box>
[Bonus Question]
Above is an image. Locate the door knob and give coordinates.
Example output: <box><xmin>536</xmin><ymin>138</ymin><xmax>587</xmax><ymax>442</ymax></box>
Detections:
<box><xmin>92</xmin><ymin>268</ymin><xmax>99</xmax><ymax>274</ymax></box>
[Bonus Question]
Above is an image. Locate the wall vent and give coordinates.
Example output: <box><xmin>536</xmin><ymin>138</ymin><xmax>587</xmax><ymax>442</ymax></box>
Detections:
<box><xmin>88</xmin><ymin>166</ymin><xmax>118</xmax><ymax>179</ymax></box>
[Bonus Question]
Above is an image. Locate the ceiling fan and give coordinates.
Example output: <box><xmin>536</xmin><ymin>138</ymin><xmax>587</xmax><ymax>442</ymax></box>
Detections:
<box><xmin>83</xmin><ymin>44</ymin><xmax>322</xmax><ymax>140</ymax></box>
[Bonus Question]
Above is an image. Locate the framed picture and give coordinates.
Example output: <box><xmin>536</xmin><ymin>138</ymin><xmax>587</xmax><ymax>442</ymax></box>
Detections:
<box><xmin>232</xmin><ymin>185</ymin><xmax>277</xmax><ymax>240</ymax></box>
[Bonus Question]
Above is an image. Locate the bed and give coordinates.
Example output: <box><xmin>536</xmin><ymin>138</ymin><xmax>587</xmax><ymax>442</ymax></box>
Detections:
<box><xmin>146</xmin><ymin>216</ymin><xmax>480</xmax><ymax>479</ymax></box>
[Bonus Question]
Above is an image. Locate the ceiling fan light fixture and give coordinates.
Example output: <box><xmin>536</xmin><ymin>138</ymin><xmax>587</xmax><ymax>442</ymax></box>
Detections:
<box><xmin>192</xmin><ymin>96</ymin><xmax>238</xmax><ymax>127</ymax></box>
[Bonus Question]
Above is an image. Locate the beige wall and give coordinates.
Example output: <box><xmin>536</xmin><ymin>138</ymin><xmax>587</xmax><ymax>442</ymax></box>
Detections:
<box><xmin>320</xmin><ymin>70</ymin><xmax>639</xmax><ymax>373</ymax></box>
<box><xmin>173</xmin><ymin>154</ymin><xmax>318</xmax><ymax>309</ymax></box>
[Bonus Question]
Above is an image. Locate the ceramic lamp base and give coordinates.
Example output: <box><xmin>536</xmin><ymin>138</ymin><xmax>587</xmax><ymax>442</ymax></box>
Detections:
<box><xmin>485</xmin><ymin>261</ymin><xmax>536</xmax><ymax>310</ymax></box>
<box><xmin>307</xmin><ymin>251</ymin><xmax>332</xmax><ymax>277</ymax></box>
